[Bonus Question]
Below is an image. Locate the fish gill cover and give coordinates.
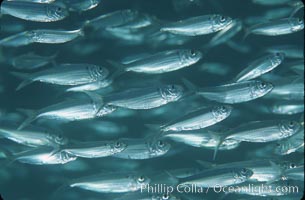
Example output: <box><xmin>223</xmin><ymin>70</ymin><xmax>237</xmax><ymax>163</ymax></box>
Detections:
<box><xmin>0</xmin><ymin>0</ymin><xmax>304</xmax><ymax>200</ymax></box>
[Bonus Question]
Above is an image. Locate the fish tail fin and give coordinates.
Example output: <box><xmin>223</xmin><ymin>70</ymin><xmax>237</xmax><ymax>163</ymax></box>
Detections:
<box><xmin>242</xmin><ymin>28</ymin><xmax>251</xmax><ymax>42</ymax></box>
<box><xmin>49</xmin><ymin>181</ymin><xmax>70</xmax><ymax>200</ymax></box>
<box><xmin>107</xmin><ymin>60</ymin><xmax>127</xmax><ymax>80</ymax></box>
<box><xmin>11</xmin><ymin>71</ymin><xmax>33</xmax><ymax>91</ymax></box>
<box><xmin>213</xmin><ymin>137</ymin><xmax>225</xmax><ymax>161</ymax></box>
<box><xmin>84</xmin><ymin>91</ymin><xmax>103</xmax><ymax>104</ymax></box>
<box><xmin>182</xmin><ymin>78</ymin><xmax>198</xmax><ymax>93</ymax></box>
<box><xmin>16</xmin><ymin>109</ymin><xmax>37</xmax><ymax>130</ymax></box>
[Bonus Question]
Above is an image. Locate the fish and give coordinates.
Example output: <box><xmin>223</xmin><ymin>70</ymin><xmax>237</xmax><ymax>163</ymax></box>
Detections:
<box><xmin>245</xmin><ymin>18</ymin><xmax>304</xmax><ymax>38</ymax></box>
<box><xmin>224</xmin><ymin>120</ymin><xmax>301</xmax><ymax>143</ymax></box>
<box><xmin>63</xmin><ymin>0</ymin><xmax>101</xmax><ymax>12</ymax></box>
<box><xmin>0</xmin><ymin>125</ymin><xmax>68</xmax><ymax>147</ymax></box>
<box><xmin>0</xmin><ymin>1</ymin><xmax>68</xmax><ymax>22</ymax></box>
<box><xmin>61</xmin><ymin>140</ymin><xmax>127</xmax><ymax>158</ymax></box>
<box><xmin>8</xmin><ymin>147</ymin><xmax>77</xmax><ymax>165</ymax></box>
<box><xmin>85</xmin><ymin>10</ymin><xmax>141</xmax><ymax>30</ymax></box>
<box><xmin>271</xmin><ymin>100</ymin><xmax>304</xmax><ymax>115</ymax></box>
<box><xmin>160</xmin><ymin>14</ymin><xmax>233</xmax><ymax>36</ymax></box>
<box><xmin>103</xmin><ymin>85</ymin><xmax>184</xmax><ymax>110</ymax></box>
<box><xmin>199</xmin><ymin>160</ymin><xmax>287</xmax><ymax>183</ymax></box>
<box><xmin>67</xmin><ymin>172</ymin><xmax>150</xmax><ymax>193</ymax></box>
<box><xmin>274</xmin><ymin>126</ymin><xmax>304</xmax><ymax>155</ymax></box>
<box><xmin>6</xmin><ymin>0</ymin><xmax>56</xmax><ymax>3</ymax></box>
<box><xmin>110</xmin><ymin>49</ymin><xmax>202</xmax><ymax>74</ymax></box>
<box><xmin>159</xmin><ymin>105</ymin><xmax>232</xmax><ymax>132</ymax></box>
<box><xmin>17</xmin><ymin>95</ymin><xmax>117</xmax><ymax>130</ymax></box>
<box><xmin>12</xmin><ymin>63</ymin><xmax>109</xmax><ymax>90</ymax></box>
<box><xmin>233</xmin><ymin>53</ymin><xmax>285</xmax><ymax>82</ymax></box>
<box><xmin>179</xmin><ymin>167</ymin><xmax>253</xmax><ymax>188</ymax></box>
<box><xmin>162</xmin><ymin>128</ymin><xmax>240</xmax><ymax>150</ymax></box>
<box><xmin>0</xmin><ymin>29</ymin><xmax>83</xmax><ymax>47</ymax></box>
<box><xmin>11</xmin><ymin>52</ymin><xmax>57</xmax><ymax>70</ymax></box>
<box><xmin>184</xmin><ymin>79</ymin><xmax>273</xmax><ymax>104</ymax></box>
<box><xmin>113</xmin><ymin>137</ymin><xmax>171</xmax><ymax>160</ymax></box>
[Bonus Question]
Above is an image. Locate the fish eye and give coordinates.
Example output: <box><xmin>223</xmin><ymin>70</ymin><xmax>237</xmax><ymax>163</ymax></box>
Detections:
<box><xmin>190</xmin><ymin>49</ymin><xmax>196</xmax><ymax>56</ymax></box>
<box><xmin>115</xmin><ymin>141</ymin><xmax>122</xmax><ymax>148</ymax></box>
<box><xmin>298</xmin><ymin>18</ymin><xmax>303</xmax><ymax>23</ymax></box>
<box><xmin>56</xmin><ymin>7</ymin><xmax>62</xmax><ymax>12</ymax></box>
<box><xmin>276</xmin><ymin>143</ymin><xmax>281</xmax><ymax>147</ymax></box>
<box><xmin>289</xmin><ymin>121</ymin><xmax>296</xmax><ymax>127</ymax></box>
<box><xmin>259</xmin><ymin>82</ymin><xmax>267</xmax><ymax>88</ymax></box>
<box><xmin>171</xmin><ymin>85</ymin><xmax>175</xmax><ymax>90</ymax></box>
<box><xmin>241</xmin><ymin>168</ymin><xmax>248</xmax><ymax>174</ymax></box>
<box><xmin>290</xmin><ymin>163</ymin><xmax>296</xmax><ymax>168</ymax></box>
<box><xmin>138</xmin><ymin>176</ymin><xmax>145</xmax><ymax>182</ymax></box>
<box><xmin>158</xmin><ymin>140</ymin><xmax>165</xmax><ymax>147</ymax></box>
<box><xmin>162</xmin><ymin>194</ymin><xmax>169</xmax><ymax>200</ymax></box>
<box><xmin>220</xmin><ymin>16</ymin><xmax>226</xmax><ymax>22</ymax></box>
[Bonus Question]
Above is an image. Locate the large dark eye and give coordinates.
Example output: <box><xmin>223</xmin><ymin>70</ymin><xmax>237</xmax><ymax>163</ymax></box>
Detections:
<box><xmin>56</xmin><ymin>7</ymin><xmax>62</xmax><ymax>12</ymax></box>
<box><xmin>289</xmin><ymin>121</ymin><xmax>296</xmax><ymax>127</ymax></box>
<box><xmin>158</xmin><ymin>140</ymin><xmax>165</xmax><ymax>147</ymax></box>
<box><xmin>190</xmin><ymin>49</ymin><xmax>196</xmax><ymax>56</ymax></box>
<box><xmin>276</xmin><ymin>143</ymin><xmax>281</xmax><ymax>147</ymax></box>
<box><xmin>138</xmin><ymin>176</ymin><xmax>145</xmax><ymax>182</ymax></box>
<box><xmin>241</xmin><ymin>168</ymin><xmax>248</xmax><ymax>174</ymax></box>
<box><xmin>220</xmin><ymin>16</ymin><xmax>226</xmax><ymax>22</ymax></box>
<box><xmin>298</xmin><ymin>18</ymin><xmax>303</xmax><ymax>23</ymax></box>
<box><xmin>115</xmin><ymin>141</ymin><xmax>121</xmax><ymax>148</ymax></box>
<box><xmin>290</xmin><ymin>163</ymin><xmax>296</xmax><ymax>168</ymax></box>
<box><xmin>260</xmin><ymin>82</ymin><xmax>267</xmax><ymax>88</ymax></box>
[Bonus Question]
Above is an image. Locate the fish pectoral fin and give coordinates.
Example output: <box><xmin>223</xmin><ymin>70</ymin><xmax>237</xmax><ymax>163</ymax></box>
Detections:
<box><xmin>83</xmin><ymin>91</ymin><xmax>103</xmax><ymax>104</ymax></box>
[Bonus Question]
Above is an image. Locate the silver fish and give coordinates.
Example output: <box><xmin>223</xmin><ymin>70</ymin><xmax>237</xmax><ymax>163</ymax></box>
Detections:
<box><xmin>187</xmin><ymin>80</ymin><xmax>273</xmax><ymax>104</ymax></box>
<box><xmin>113</xmin><ymin>138</ymin><xmax>171</xmax><ymax>160</ymax></box>
<box><xmin>0</xmin><ymin>29</ymin><xmax>83</xmax><ymax>47</ymax></box>
<box><xmin>203</xmin><ymin>160</ymin><xmax>286</xmax><ymax>183</ymax></box>
<box><xmin>271</xmin><ymin>100</ymin><xmax>304</xmax><ymax>115</ymax></box>
<box><xmin>6</xmin><ymin>0</ymin><xmax>56</xmax><ymax>3</ymax></box>
<box><xmin>0</xmin><ymin>1</ymin><xmax>68</xmax><ymax>22</ymax></box>
<box><xmin>161</xmin><ymin>14</ymin><xmax>233</xmax><ymax>36</ymax></box>
<box><xmin>63</xmin><ymin>0</ymin><xmax>101</xmax><ymax>12</ymax></box>
<box><xmin>11</xmin><ymin>52</ymin><xmax>57</xmax><ymax>70</ymax></box>
<box><xmin>69</xmin><ymin>172</ymin><xmax>150</xmax><ymax>193</ymax></box>
<box><xmin>225</xmin><ymin>120</ymin><xmax>301</xmax><ymax>143</ymax></box>
<box><xmin>13</xmin><ymin>63</ymin><xmax>109</xmax><ymax>90</ymax></box>
<box><xmin>104</xmin><ymin>85</ymin><xmax>184</xmax><ymax>110</ymax></box>
<box><xmin>61</xmin><ymin>140</ymin><xmax>127</xmax><ymax>158</ymax></box>
<box><xmin>112</xmin><ymin>49</ymin><xmax>202</xmax><ymax>74</ymax></box>
<box><xmin>28</xmin><ymin>29</ymin><xmax>84</xmax><ymax>44</ymax></box>
<box><xmin>179</xmin><ymin>167</ymin><xmax>253</xmax><ymax>188</ymax></box>
<box><xmin>11</xmin><ymin>147</ymin><xmax>77</xmax><ymax>165</ymax></box>
<box><xmin>274</xmin><ymin>127</ymin><xmax>304</xmax><ymax>155</ymax></box>
<box><xmin>162</xmin><ymin>129</ymin><xmax>240</xmax><ymax>150</ymax></box>
<box><xmin>234</xmin><ymin>53</ymin><xmax>285</xmax><ymax>82</ymax></box>
<box><xmin>17</xmin><ymin>97</ymin><xmax>117</xmax><ymax>130</ymax></box>
<box><xmin>0</xmin><ymin>126</ymin><xmax>67</xmax><ymax>147</ymax></box>
<box><xmin>160</xmin><ymin>105</ymin><xmax>233</xmax><ymax>132</ymax></box>
<box><xmin>246</xmin><ymin>18</ymin><xmax>304</xmax><ymax>37</ymax></box>
<box><xmin>85</xmin><ymin>10</ymin><xmax>140</xmax><ymax>30</ymax></box>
